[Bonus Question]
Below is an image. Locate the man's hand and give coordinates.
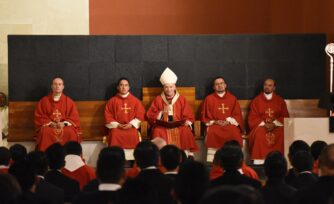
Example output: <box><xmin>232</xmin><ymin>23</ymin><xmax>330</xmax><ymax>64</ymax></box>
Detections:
<box><xmin>214</xmin><ymin>120</ymin><xmax>230</xmax><ymax>127</ymax></box>
<box><xmin>118</xmin><ymin>123</ymin><xmax>133</xmax><ymax>130</ymax></box>
<box><xmin>49</xmin><ymin>122</ymin><xmax>58</xmax><ymax>128</ymax></box>
<box><xmin>264</xmin><ymin>123</ymin><xmax>276</xmax><ymax>132</ymax></box>
<box><xmin>57</xmin><ymin>122</ymin><xmax>65</xmax><ymax>129</ymax></box>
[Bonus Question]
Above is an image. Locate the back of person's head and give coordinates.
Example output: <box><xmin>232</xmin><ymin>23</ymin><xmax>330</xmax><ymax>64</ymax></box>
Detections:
<box><xmin>212</xmin><ymin>149</ymin><xmax>222</xmax><ymax>166</ymax></box>
<box><xmin>0</xmin><ymin>146</ymin><xmax>11</xmax><ymax>166</ymax></box>
<box><xmin>288</xmin><ymin>140</ymin><xmax>310</xmax><ymax>158</ymax></box>
<box><xmin>311</xmin><ymin>140</ymin><xmax>327</xmax><ymax>161</ymax></box>
<box><xmin>9</xmin><ymin>144</ymin><xmax>27</xmax><ymax>163</ymax></box>
<box><xmin>175</xmin><ymin>160</ymin><xmax>210</xmax><ymax>204</ymax></box>
<box><xmin>220</xmin><ymin>145</ymin><xmax>243</xmax><ymax>170</ymax></box>
<box><xmin>134</xmin><ymin>141</ymin><xmax>159</xmax><ymax>169</ymax></box>
<box><xmin>45</xmin><ymin>143</ymin><xmax>65</xmax><ymax>170</ymax></box>
<box><xmin>291</xmin><ymin>150</ymin><xmax>314</xmax><ymax>173</ymax></box>
<box><xmin>160</xmin><ymin>145</ymin><xmax>181</xmax><ymax>171</ymax></box>
<box><xmin>26</xmin><ymin>151</ymin><xmax>49</xmax><ymax>176</ymax></box>
<box><xmin>97</xmin><ymin>146</ymin><xmax>125</xmax><ymax>183</ymax></box>
<box><xmin>264</xmin><ymin>151</ymin><xmax>287</xmax><ymax>179</ymax></box>
<box><xmin>9</xmin><ymin>161</ymin><xmax>35</xmax><ymax>191</ymax></box>
<box><xmin>199</xmin><ymin>186</ymin><xmax>264</xmax><ymax>204</ymax></box>
<box><xmin>0</xmin><ymin>173</ymin><xmax>21</xmax><ymax>204</ymax></box>
<box><xmin>224</xmin><ymin>140</ymin><xmax>242</xmax><ymax>149</ymax></box>
<box><xmin>319</xmin><ymin>144</ymin><xmax>334</xmax><ymax>175</ymax></box>
<box><xmin>121</xmin><ymin>178</ymin><xmax>158</xmax><ymax>204</ymax></box>
<box><xmin>64</xmin><ymin>141</ymin><xmax>82</xmax><ymax>156</ymax></box>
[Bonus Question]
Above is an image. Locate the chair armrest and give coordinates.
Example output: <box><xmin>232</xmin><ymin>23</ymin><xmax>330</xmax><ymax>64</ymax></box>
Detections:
<box><xmin>140</xmin><ymin>121</ymin><xmax>148</xmax><ymax>140</ymax></box>
<box><xmin>194</xmin><ymin>121</ymin><xmax>202</xmax><ymax>139</ymax></box>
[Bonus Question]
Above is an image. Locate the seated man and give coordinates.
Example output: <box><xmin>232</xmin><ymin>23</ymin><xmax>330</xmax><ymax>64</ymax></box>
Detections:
<box><xmin>61</xmin><ymin>141</ymin><xmax>96</xmax><ymax>189</ymax></box>
<box><xmin>248</xmin><ymin>78</ymin><xmax>289</xmax><ymax>164</ymax></box>
<box><xmin>105</xmin><ymin>77</ymin><xmax>145</xmax><ymax>160</ymax></box>
<box><xmin>147</xmin><ymin>68</ymin><xmax>198</xmax><ymax>154</ymax></box>
<box><xmin>201</xmin><ymin>76</ymin><xmax>243</xmax><ymax>161</ymax></box>
<box><xmin>34</xmin><ymin>77</ymin><xmax>81</xmax><ymax>151</ymax></box>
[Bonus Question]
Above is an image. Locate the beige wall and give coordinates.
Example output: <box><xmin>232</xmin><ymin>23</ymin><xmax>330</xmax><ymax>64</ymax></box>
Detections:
<box><xmin>0</xmin><ymin>0</ymin><xmax>89</xmax><ymax>95</ymax></box>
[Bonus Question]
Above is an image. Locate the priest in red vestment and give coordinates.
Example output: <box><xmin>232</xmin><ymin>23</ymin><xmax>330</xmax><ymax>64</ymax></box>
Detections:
<box><xmin>105</xmin><ymin>77</ymin><xmax>145</xmax><ymax>159</ymax></box>
<box><xmin>248</xmin><ymin>78</ymin><xmax>289</xmax><ymax>164</ymax></box>
<box><xmin>201</xmin><ymin>76</ymin><xmax>243</xmax><ymax>161</ymax></box>
<box><xmin>34</xmin><ymin>77</ymin><xmax>81</xmax><ymax>151</ymax></box>
<box><xmin>147</xmin><ymin>68</ymin><xmax>198</xmax><ymax>154</ymax></box>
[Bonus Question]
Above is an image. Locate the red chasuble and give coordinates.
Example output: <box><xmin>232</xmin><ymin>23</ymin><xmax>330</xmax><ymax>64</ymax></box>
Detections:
<box><xmin>34</xmin><ymin>94</ymin><xmax>81</xmax><ymax>151</ymax></box>
<box><xmin>146</xmin><ymin>93</ymin><xmax>198</xmax><ymax>152</ymax></box>
<box><xmin>201</xmin><ymin>92</ymin><xmax>243</xmax><ymax>149</ymax></box>
<box><xmin>105</xmin><ymin>93</ymin><xmax>145</xmax><ymax>149</ymax></box>
<box><xmin>248</xmin><ymin>92</ymin><xmax>289</xmax><ymax>160</ymax></box>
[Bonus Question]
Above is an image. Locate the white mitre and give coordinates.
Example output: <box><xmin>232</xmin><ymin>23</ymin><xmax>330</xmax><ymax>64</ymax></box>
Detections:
<box><xmin>160</xmin><ymin>67</ymin><xmax>178</xmax><ymax>85</ymax></box>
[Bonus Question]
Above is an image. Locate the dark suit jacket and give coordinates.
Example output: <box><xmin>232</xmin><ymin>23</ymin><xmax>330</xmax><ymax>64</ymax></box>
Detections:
<box><xmin>261</xmin><ymin>178</ymin><xmax>297</xmax><ymax>204</ymax></box>
<box><xmin>294</xmin><ymin>176</ymin><xmax>334</xmax><ymax>204</ymax></box>
<box><xmin>211</xmin><ymin>169</ymin><xmax>262</xmax><ymax>189</ymax></box>
<box><xmin>35</xmin><ymin>179</ymin><xmax>64</xmax><ymax>204</ymax></box>
<box><xmin>136</xmin><ymin>168</ymin><xmax>174</xmax><ymax>204</ymax></box>
<box><xmin>45</xmin><ymin>170</ymin><xmax>80</xmax><ymax>202</ymax></box>
<box><xmin>82</xmin><ymin>179</ymin><xmax>99</xmax><ymax>192</ymax></box>
<box><xmin>290</xmin><ymin>172</ymin><xmax>318</xmax><ymax>190</ymax></box>
<box><xmin>73</xmin><ymin>190</ymin><xmax>121</xmax><ymax>204</ymax></box>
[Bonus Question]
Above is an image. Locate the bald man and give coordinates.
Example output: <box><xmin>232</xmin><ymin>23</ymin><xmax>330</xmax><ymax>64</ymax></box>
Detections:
<box><xmin>247</xmin><ymin>79</ymin><xmax>289</xmax><ymax>164</ymax></box>
<box><xmin>35</xmin><ymin>77</ymin><xmax>81</xmax><ymax>151</ymax></box>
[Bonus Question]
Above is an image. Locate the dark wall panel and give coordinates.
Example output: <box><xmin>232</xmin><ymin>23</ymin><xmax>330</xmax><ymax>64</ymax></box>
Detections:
<box><xmin>8</xmin><ymin>34</ymin><xmax>326</xmax><ymax>101</ymax></box>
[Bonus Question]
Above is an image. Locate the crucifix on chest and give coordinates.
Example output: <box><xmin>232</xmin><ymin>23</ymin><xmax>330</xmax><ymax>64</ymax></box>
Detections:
<box><xmin>121</xmin><ymin>103</ymin><xmax>131</xmax><ymax>114</ymax></box>
<box><xmin>265</xmin><ymin>108</ymin><xmax>274</xmax><ymax>118</ymax></box>
<box><xmin>218</xmin><ymin>103</ymin><xmax>229</xmax><ymax>114</ymax></box>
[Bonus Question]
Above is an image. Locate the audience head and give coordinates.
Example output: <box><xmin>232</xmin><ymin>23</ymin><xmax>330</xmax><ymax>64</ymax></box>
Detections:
<box><xmin>219</xmin><ymin>145</ymin><xmax>243</xmax><ymax>170</ymax></box>
<box><xmin>134</xmin><ymin>141</ymin><xmax>159</xmax><ymax>169</ymax></box>
<box><xmin>264</xmin><ymin>151</ymin><xmax>287</xmax><ymax>179</ymax></box>
<box><xmin>212</xmin><ymin>149</ymin><xmax>222</xmax><ymax>166</ymax></box>
<box><xmin>45</xmin><ymin>143</ymin><xmax>65</xmax><ymax>170</ymax></box>
<box><xmin>0</xmin><ymin>173</ymin><xmax>21</xmax><ymax>203</ymax></box>
<box><xmin>160</xmin><ymin>145</ymin><xmax>181</xmax><ymax>171</ymax></box>
<box><xmin>0</xmin><ymin>146</ymin><xmax>11</xmax><ymax>166</ymax></box>
<box><xmin>288</xmin><ymin>140</ymin><xmax>310</xmax><ymax>161</ymax></box>
<box><xmin>311</xmin><ymin>140</ymin><xmax>327</xmax><ymax>161</ymax></box>
<box><xmin>291</xmin><ymin>150</ymin><xmax>314</xmax><ymax>173</ymax></box>
<box><xmin>64</xmin><ymin>141</ymin><xmax>82</xmax><ymax>156</ymax></box>
<box><xmin>96</xmin><ymin>146</ymin><xmax>126</xmax><ymax>184</ymax></box>
<box><xmin>199</xmin><ymin>186</ymin><xmax>264</xmax><ymax>204</ymax></box>
<box><xmin>175</xmin><ymin>160</ymin><xmax>210</xmax><ymax>204</ymax></box>
<box><xmin>9</xmin><ymin>144</ymin><xmax>27</xmax><ymax>163</ymax></box>
<box><xmin>319</xmin><ymin>144</ymin><xmax>334</xmax><ymax>176</ymax></box>
<box><xmin>9</xmin><ymin>161</ymin><xmax>35</xmax><ymax>192</ymax></box>
<box><xmin>26</xmin><ymin>151</ymin><xmax>49</xmax><ymax>176</ymax></box>
<box><xmin>121</xmin><ymin>178</ymin><xmax>158</xmax><ymax>204</ymax></box>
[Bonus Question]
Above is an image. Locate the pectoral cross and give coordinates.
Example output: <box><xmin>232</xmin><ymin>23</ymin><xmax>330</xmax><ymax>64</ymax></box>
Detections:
<box><xmin>121</xmin><ymin>103</ymin><xmax>131</xmax><ymax>114</ymax></box>
<box><xmin>218</xmin><ymin>103</ymin><xmax>229</xmax><ymax>114</ymax></box>
<box><xmin>265</xmin><ymin>108</ymin><xmax>274</xmax><ymax>118</ymax></box>
<box><xmin>53</xmin><ymin>109</ymin><xmax>61</xmax><ymax>122</ymax></box>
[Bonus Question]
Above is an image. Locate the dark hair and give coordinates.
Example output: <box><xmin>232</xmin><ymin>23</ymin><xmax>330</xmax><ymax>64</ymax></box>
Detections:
<box><xmin>212</xmin><ymin>149</ymin><xmax>222</xmax><ymax>166</ymax></box>
<box><xmin>9</xmin><ymin>144</ymin><xmax>27</xmax><ymax>163</ymax></box>
<box><xmin>134</xmin><ymin>141</ymin><xmax>159</xmax><ymax>169</ymax></box>
<box><xmin>117</xmin><ymin>77</ymin><xmax>130</xmax><ymax>86</ymax></box>
<box><xmin>9</xmin><ymin>161</ymin><xmax>35</xmax><ymax>191</ymax></box>
<box><xmin>121</xmin><ymin>178</ymin><xmax>158</xmax><ymax>204</ymax></box>
<box><xmin>311</xmin><ymin>140</ymin><xmax>327</xmax><ymax>161</ymax></box>
<box><xmin>288</xmin><ymin>140</ymin><xmax>310</xmax><ymax>158</ymax></box>
<box><xmin>291</xmin><ymin>151</ymin><xmax>314</xmax><ymax>173</ymax></box>
<box><xmin>223</xmin><ymin>140</ymin><xmax>241</xmax><ymax>149</ymax></box>
<box><xmin>264</xmin><ymin>151</ymin><xmax>287</xmax><ymax>179</ymax></box>
<box><xmin>319</xmin><ymin>144</ymin><xmax>334</xmax><ymax>169</ymax></box>
<box><xmin>160</xmin><ymin>145</ymin><xmax>181</xmax><ymax>171</ymax></box>
<box><xmin>213</xmin><ymin>76</ymin><xmax>226</xmax><ymax>85</ymax></box>
<box><xmin>64</xmin><ymin>141</ymin><xmax>82</xmax><ymax>156</ymax></box>
<box><xmin>175</xmin><ymin>160</ymin><xmax>210</xmax><ymax>204</ymax></box>
<box><xmin>96</xmin><ymin>146</ymin><xmax>125</xmax><ymax>183</ymax></box>
<box><xmin>0</xmin><ymin>146</ymin><xmax>11</xmax><ymax>166</ymax></box>
<box><xmin>26</xmin><ymin>151</ymin><xmax>49</xmax><ymax>176</ymax></box>
<box><xmin>220</xmin><ymin>145</ymin><xmax>243</xmax><ymax>170</ymax></box>
<box><xmin>45</xmin><ymin>143</ymin><xmax>65</xmax><ymax>170</ymax></box>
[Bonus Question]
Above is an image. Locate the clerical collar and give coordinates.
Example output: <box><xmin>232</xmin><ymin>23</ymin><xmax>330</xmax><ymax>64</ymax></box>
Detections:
<box><xmin>264</xmin><ymin>92</ymin><xmax>273</xmax><ymax>100</ymax></box>
<box><xmin>142</xmin><ymin>166</ymin><xmax>157</xmax><ymax>170</ymax></box>
<box><xmin>64</xmin><ymin>154</ymin><xmax>85</xmax><ymax>172</ymax></box>
<box><xmin>53</xmin><ymin>94</ymin><xmax>62</xmax><ymax>101</ymax></box>
<box><xmin>99</xmin><ymin>183</ymin><xmax>122</xmax><ymax>191</ymax></box>
<box><xmin>165</xmin><ymin>171</ymin><xmax>178</xmax><ymax>175</ymax></box>
<box><xmin>216</xmin><ymin>92</ymin><xmax>225</xmax><ymax>98</ymax></box>
<box><xmin>119</xmin><ymin>92</ymin><xmax>130</xmax><ymax>98</ymax></box>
